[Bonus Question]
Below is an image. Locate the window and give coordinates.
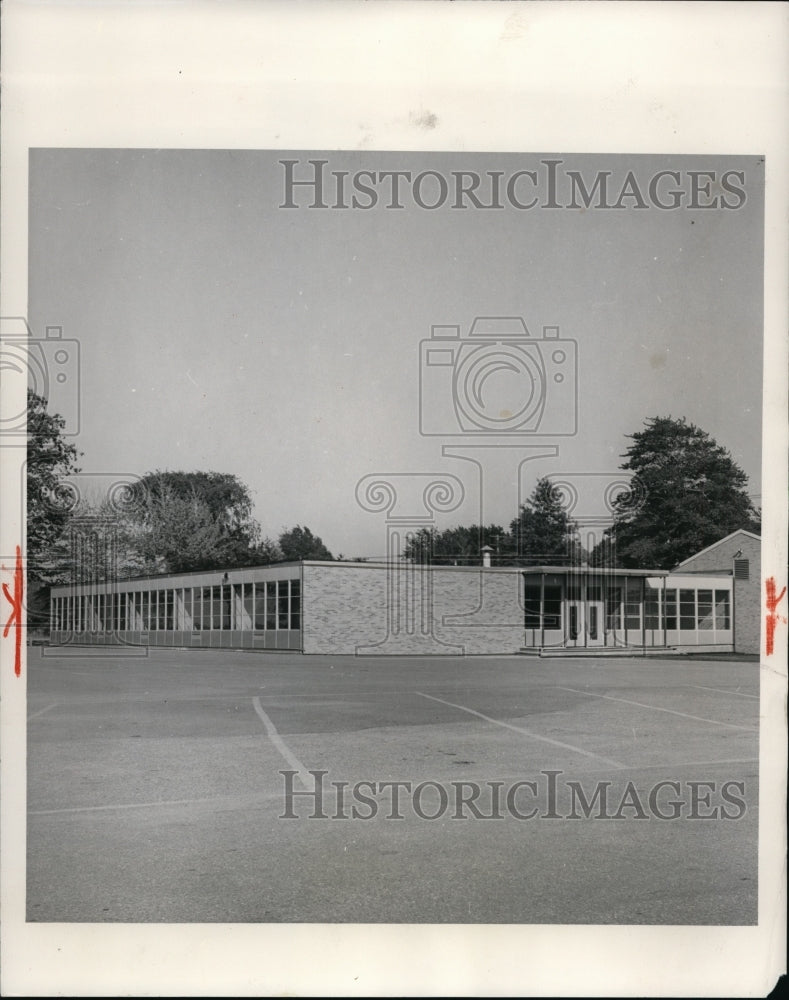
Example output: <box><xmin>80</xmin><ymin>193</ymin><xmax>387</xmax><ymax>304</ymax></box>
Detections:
<box><xmin>254</xmin><ymin>585</ymin><xmax>267</xmax><ymax>630</ymax></box>
<box><xmin>266</xmin><ymin>582</ymin><xmax>277</xmax><ymax>629</ymax></box>
<box><xmin>624</xmin><ymin>580</ymin><xmax>642</xmax><ymax>631</ymax></box>
<box><xmin>644</xmin><ymin>587</ymin><xmax>661</xmax><ymax>630</ymax></box>
<box><xmin>243</xmin><ymin>584</ymin><xmax>254</xmax><ymax>629</ymax></box>
<box><xmin>543</xmin><ymin>586</ymin><xmax>562</xmax><ymax>629</ymax></box>
<box><xmin>192</xmin><ymin>588</ymin><xmax>203</xmax><ymax>630</ymax></box>
<box><xmin>524</xmin><ymin>585</ymin><xmax>541</xmax><ymax>628</ymax></box>
<box><xmin>715</xmin><ymin>590</ymin><xmax>731</xmax><ymax>630</ymax></box>
<box><xmin>290</xmin><ymin>580</ymin><xmax>301</xmax><ymax>630</ymax></box>
<box><xmin>605</xmin><ymin>587</ymin><xmax>622</xmax><ymax>630</ymax></box>
<box><xmin>523</xmin><ymin>583</ymin><xmax>561</xmax><ymax>630</ymax></box>
<box><xmin>697</xmin><ymin>589</ymin><xmax>714</xmax><ymax>630</ymax></box>
<box><xmin>679</xmin><ymin>589</ymin><xmax>695</xmax><ymax>630</ymax></box>
<box><xmin>664</xmin><ymin>589</ymin><xmax>677</xmax><ymax>630</ymax></box>
<box><xmin>221</xmin><ymin>586</ymin><xmax>232</xmax><ymax>630</ymax></box>
<box><xmin>278</xmin><ymin>583</ymin><xmax>290</xmax><ymax>630</ymax></box>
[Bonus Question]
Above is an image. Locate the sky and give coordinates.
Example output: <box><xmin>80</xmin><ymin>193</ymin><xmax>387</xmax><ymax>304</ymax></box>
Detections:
<box><xmin>28</xmin><ymin>150</ymin><xmax>764</xmax><ymax>558</ymax></box>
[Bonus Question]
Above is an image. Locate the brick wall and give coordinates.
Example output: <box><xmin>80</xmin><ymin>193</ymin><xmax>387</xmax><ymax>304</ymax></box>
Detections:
<box><xmin>677</xmin><ymin>533</ymin><xmax>761</xmax><ymax>654</ymax></box>
<box><xmin>302</xmin><ymin>563</ymin><xmax>524</xmax><ymax>655</ymax></box>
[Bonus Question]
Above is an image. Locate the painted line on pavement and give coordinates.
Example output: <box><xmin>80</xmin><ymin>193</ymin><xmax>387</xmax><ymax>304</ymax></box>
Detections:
<box><xmin>30</xmin><ymin>795</ymin><xmax>225</xmax><ymax>816</ymax></box>
<box><xmin>29</xmin><ymin>790</ymin><xmax>285</xmax><ymax>816</ymax></box>
<box><xmin>415</xmin><ymin>691</ymin><xmax>627</xmax><ymax>769</ymax></box>
<box><xmin>27</xmin><ymin>703</ymin><xmax>58</xmax><ymax>721</ymax></box>
<box><xmin>558</xmin><ymin>686</ymin><xmax>757</xmax><ymax>731</ymax></box>
<box><xmin>252</xmin><ymin>696</ymin><xmax>311</xmax><ymax>789</ymax></box>
<box><xmin>689</xmin><ymin>683</ymin><xmax>759</xmax><ymax>701</ymax></box>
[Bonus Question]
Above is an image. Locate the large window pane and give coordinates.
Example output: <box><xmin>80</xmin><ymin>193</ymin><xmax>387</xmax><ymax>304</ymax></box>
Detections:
<box><xmin>255</xmin><ymin>585</ymin><xmax>267</xmax><ymax>630</ymax></box>
<box><xmin>266</xmin><ymin>582</ymin><xmax>277</xmax><ymax>629</ymax></box>
<box><xmin>587</xmin><ymin>583</ymin><xmax>603</xmax><ymax>602</ymax></box>
<box><xmin>524</xmin><ymin>584</ymin><xmax>541</xmax><ymax>628</ymax></box>
<box><xmin>192</xmin><ymin>589</ymin><xmax>203</xmax><ymax>629</ymax></box>
<box><xmin>664</xmin><ymin>589</ymin><xmax>677</xmax><ymax>629</ymax></box>
<box><xmin>624</xmin><ymin>579</ymin><xmax>641</xmax><ymax>630</ymax></box>
<box><xmin>222</xmin><ymin>586</ymin><xmax>232</xmax><ymax>630</ymax></box>
<box><xmin>278</xmin><ymin>581</ymin><xmax>290</xmax><ymax>630</ymax></box>
<box><xmin>715</xmin><ymin>590</ymin><xmax>731</xmax><ymax>630</ymax></box>
<box><xmin>243</xmin><ymin>584</ymin><xmax>254</xmax><ymax>630</ymax></box>
<box><xmin>679</xmin><ymin>589</ymin><xmax>695</xmax><ymax>630</ymax></box>
<box><xmin>543</xmin><ymin>585</ymin><xmax>562</xmax><ymax>629</ymax></box>
<box><xmin>290</xmin><ymin>581</ymin><xmax>300</xmax><ymax>630</ymax></box>
<box><xmin>644</xmin><ymin>586</ymin><xmax>661</xmax><ymax>629</ymax></box>
<box><xmin>697</xmin><ymin>589</ymin><xmax>714</xmax><ymax>630</ymax></box>
<box><xmin>605</xmin><ymin>587</ymin><xmax>622</xmax><ymax>630</ymax></box>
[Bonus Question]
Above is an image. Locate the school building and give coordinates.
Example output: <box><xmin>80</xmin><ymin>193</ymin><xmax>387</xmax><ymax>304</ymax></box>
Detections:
<box><xmin>48</xmin><ymin>529</ymin><xmax>760</xmax><ymax>656</ymax></box>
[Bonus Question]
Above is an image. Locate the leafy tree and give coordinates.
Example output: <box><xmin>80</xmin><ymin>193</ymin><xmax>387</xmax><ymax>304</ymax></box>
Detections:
<box><xmin>26</xmin><ymin>390</ymin><xmax>81</xmax><ymax>583</ymax></box>
<box><xmin>123</xmin><ymin>470</ymin><xmax>264</xmax><ymax>573</ymax></box>
<box><xmin>508</xmin><ymin>477</ymin><xmax>582</xmax><ymax>565</ymax></box>
<box><xmin>593</xmin><ymin>416</ymin><xmax>760</xmax><ymax>569</ymax></box>
<box><xmin>252</xmin><ymin>537</ymin><xmax>283</xmax><ymax>565</ymax></box>
<box><xmin>278</xmin><ymin>525</ymin><xmax>333</xmax><ymax>561</ymax></box>
<box><xmin>403</xmin><ymin>524</ymin><xmax>507</xmax><ymax>565</ymax></box>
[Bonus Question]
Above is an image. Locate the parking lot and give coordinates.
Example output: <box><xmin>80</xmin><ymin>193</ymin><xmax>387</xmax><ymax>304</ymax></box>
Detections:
<box><xmin>27</xmin><ymin>647</ymin><xmax>759</xmax><ymax>924</ymax></box>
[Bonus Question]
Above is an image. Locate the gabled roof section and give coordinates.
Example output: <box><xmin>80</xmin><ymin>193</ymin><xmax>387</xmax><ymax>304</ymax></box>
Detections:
<box><xmin>673</xmin><ymin>529</ymin><xmax>761</xmax><ymax>569</ymax></box>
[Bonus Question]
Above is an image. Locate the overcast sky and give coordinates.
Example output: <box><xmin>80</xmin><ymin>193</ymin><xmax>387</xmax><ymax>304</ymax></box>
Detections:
<box><xmin>29</xmin><ymin>150</ymin><xmax>763</xmax><ymax>558</ymax></box>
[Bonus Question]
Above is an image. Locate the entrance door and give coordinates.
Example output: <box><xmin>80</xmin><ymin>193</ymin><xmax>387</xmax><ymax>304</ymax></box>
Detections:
<box><xmin>567</xmin><ymin>600</ymin><xmax>605</xmax><ymax>647</ymax></box>
<box><xmin>585</xmin><ymin>601</ymin><xmax>605</xmax><ymax>647</ymax></box>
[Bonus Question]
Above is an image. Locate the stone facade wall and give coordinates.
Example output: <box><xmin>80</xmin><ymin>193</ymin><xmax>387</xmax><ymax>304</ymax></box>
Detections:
<box><xmin>302</xmin><ymin>563</ymin><xmax>524</xmax><ymax>655</ymax></box>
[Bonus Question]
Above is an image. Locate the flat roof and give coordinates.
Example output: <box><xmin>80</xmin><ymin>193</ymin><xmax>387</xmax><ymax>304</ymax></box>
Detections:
<box><xmin>520</xmin><ymin>566</ymin><xmax>669</xmax><ymax>577</ymax></box>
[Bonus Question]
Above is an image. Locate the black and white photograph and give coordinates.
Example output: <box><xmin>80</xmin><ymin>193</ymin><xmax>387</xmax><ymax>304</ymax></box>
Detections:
<box><xmin>1</xmin><ymin>3</ymin><xmax>786</xmax><ymax>997</ymax></box>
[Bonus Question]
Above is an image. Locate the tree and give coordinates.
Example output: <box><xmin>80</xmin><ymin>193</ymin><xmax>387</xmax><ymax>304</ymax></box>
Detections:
<box><xmin>26</xmin><ymin>390</ymin><xmax>81</xmax><ymax>582</ymax></box>
<box><xmin>403</xmin><ymin>524</ymin><xmax>507</xmax><ymax>564</ymax></box>
<box><xmin>593</xmin><ymin>416</ymin><xmax>760</xmax><ymax>569</ymax></box>
<box><xmin>123</xmin><ymin>470</ymin><xmax>264</xmax><ymax>573</ymax></box>
<box><xmin>278</xmin><ymin>525</ymin><xmax>333</xmax><ymax>561</ymax></box>
<box><xmin>508</xmin><ymin>477</ymin><xmax>582</xmax><ymax>565</ymax></box>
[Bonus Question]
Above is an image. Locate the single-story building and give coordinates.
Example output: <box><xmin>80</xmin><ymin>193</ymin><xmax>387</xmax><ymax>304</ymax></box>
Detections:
<box><xmin>672</xmin><ymin>528</ymin><xmax>761</xmax><ymax>655</ymax></box>
<box><xmin>49</xmin><ymin>529</ymin><xmax>759</xmax><ymax>655</ymax></box>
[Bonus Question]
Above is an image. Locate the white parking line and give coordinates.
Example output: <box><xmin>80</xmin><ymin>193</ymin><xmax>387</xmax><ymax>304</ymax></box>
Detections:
<box><xmin>558</xmin><ymin>686</ymin><xmax>758</xmax><ymax>731</ymax></box>
<box><xmin>29</xmin><ymin>790</ymin><xmax>284</xmax><ymax>816</ymax></box>
<box><xmin>415</xmin><ymin>691</ymin><xmax>626</xmax><ymax>769</ymax></box>
<box><xmin>29</xmin><ymin>796</ymin><xmax>223</xmax><ymax>816</ymax></box>
<box><xmin>689</xmin><ymin>683</ymin><xmax>759</xmax><ymax>701</ymax></box>
<box><xmin>252</xmin><ymin>696</ymin><xmax>311</xmax><ymax>789</ymax></box>
<box><xmin>27</xmin><ymin>703</ymin><xmax>58</xmax><ymax>721</ymax></box>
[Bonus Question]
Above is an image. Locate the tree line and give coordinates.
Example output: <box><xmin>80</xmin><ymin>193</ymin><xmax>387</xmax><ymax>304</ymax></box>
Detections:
<box><xmin>26</xmin><ymin>390</ymin><xmax>333</xmax><ymax>587</ymax></box>
<box><xmin>404</xmin><ymin>415</ymin><xmax>760</xmax><ymax>569</ymax></box>
<box><xmin>28</xmin><ymin>390</ymin><xmax>760</xmax><ymax>589</ymax></box>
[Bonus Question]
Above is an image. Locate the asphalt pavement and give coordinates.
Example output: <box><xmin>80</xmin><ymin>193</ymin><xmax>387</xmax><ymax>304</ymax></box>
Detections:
<box><xmin>26</xmin><ymin>648</ymin><xmax>759</xmax><ymax>924</ymax></box>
